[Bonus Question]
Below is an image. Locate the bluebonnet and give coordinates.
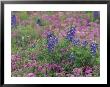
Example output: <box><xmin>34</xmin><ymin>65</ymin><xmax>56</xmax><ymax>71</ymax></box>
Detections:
<box><xmin>66</xmin><ymin>27</ymin><xmax>76</xmax><ymax>41</ymax></box>
<box><xmin>72</xmin><ymin>38</ymin><xmax>80</xmax><ymax>46</ymax></box>
<box><xmin>90</xmin><ymin>42</ymin><xmax>97</xmax><ymax>56</ymax></box>
<box><xmin>66</xmin><ymin>27</ymin><xmax>81</xmax><ymax>46</ymax></box>
<box><xmin>93</xmin><ymin>11</ymin><xmax>100</xmax><ymax>19</ymax></box>
<box><xmin>47</xmin><ymin>32</ymin><xmax>58</xmax><ymax>52</ymax></box>
<box><xmin>82</xmin><ymin>40</ymin><xmax>88</xmax><ymax>47</ymax></box>
<box><xmin>11</xmin><ymin>15</ymin><xmax>16</xmax><ymax>28</ymax></box>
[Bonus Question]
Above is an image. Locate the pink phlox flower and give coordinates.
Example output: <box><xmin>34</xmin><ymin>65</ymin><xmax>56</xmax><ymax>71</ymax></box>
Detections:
<box><xmin>26</xmin><ymin>73</ymin><xmax>36</xmax><ymax>77</ymax></box>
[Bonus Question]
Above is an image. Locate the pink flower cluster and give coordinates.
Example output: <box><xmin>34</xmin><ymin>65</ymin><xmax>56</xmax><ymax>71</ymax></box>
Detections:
<box><xmin>26</xmin><ymin>73</ymin><xmax>35</xmax><ymax>77</ymax></box>
<box><xmin>83</xmin><ymin>66</ymin><xmax>93</xmax><ymax>76</ymax></box>
<box><xmin>11</xmin><ymin>54</ymin><xmax>21</xmax><ymax>71</ymax></box>
<box><xmin>23</xmin><ymin>60</ymin><xmax>37</xmax><ymax>68</ymax></box>
<box><xmin>72</xmin><ymin>68</ymin><xmax>82</xmax><ymax>76</ymax></box>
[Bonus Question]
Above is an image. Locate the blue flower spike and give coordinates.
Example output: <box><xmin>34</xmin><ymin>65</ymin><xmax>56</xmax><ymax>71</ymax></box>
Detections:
<box><xmin>11</xmin><ymin>14</ymin><xmax>16</xmax><ymax>28</ymax></box>
<box><xmin>66</xmin><ymin>27</ymin><xmax>76</xmax><ymax>41</ymax></box>
<box><xmin>93</xmin><ymin>11</ymin><xmax>100</xmax><ymax>19</ymax></box>
<box><xmin>90</xmin><ymin>42</ymin><xmax>97</xmax><ymax>56</ymax></box>
<box><xmin>47</xmin><ymin>32</ymin><xmax>58</xmax><ymax>52</ymax></box>
<box><xmin>82</xmin><ymin>40</ymin><xmax>88</xmax><ymax>47</ymax></box>
<box><xmin>72</xmin><ymin>38</ymin><xmax>80</xmax><ymax>46</ymax></box>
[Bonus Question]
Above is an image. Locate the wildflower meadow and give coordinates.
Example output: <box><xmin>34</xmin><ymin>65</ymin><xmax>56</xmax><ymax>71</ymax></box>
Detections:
<box><xmin>11</xmin><ymin>11</ymin><xmax>100</xmax><ymax>77</ymax></box>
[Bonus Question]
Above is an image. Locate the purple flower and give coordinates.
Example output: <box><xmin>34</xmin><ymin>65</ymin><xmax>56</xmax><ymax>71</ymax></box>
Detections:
<box><xmin>11</xmin><ymin>54</ymin><xmax>21</xmax><ymax>71</ymax></box>
<box><xmin>11</xmin><ymin>63</ymin><xmax>17</xmax><ymax>71</ymax></box>
<box><xmin>67</xmin><ymin>27</ymin><xmax>76</xmax><ymax>39</ymax></box>
<box><xmin>66</xmin><ymin>16</ymin><xmax>73</xmax><ymax>22</ymax></box>
<box><xmin>82</xmin><ymin>40</ymin><xmax>88</xmax><ymax>47</ymax></box>
<box><xmin>11</xmin><ymin>15</ymin><xmax>16</xmax><ymax>28</ymax></box>
<box><xmin>53</xmin><ymin>20</ymin><xmax>61</xmax><ymax>28</ymax></box>
<box><xmin>72</xmin><ymin>68</ymin><xmax>81</xmax><ymax>76</ymax></box>
<box><xmin>66</xmin><ymin>27</ymin><xmax>76</xmax><ymax>42</ymax></box>
<box><xmin>83</xmin><ymin>66</ymin><xmax>93</xmax><ymax>76</ymax></box>
<box><xmin>93</xmin><ymin>11</ymin><xmax>100</xmax><ymax>19</ymax></box>
<box><xmin>47</xmin><ymin>64</ymin><xmax>63</xmax><ymax>73</ymax></box>
<box><xmin>23</xmin><ymin>60</ymin><xmax>37</xmax><ymax>68</ymax></box>
<box><xmin>24</xmin><ymin>63</ymin><xmax>32</xmax><ymax>68</ymax></box>
<box><xmin>26</xmin><ymin>73</ymin><xmax>36</xmax><ymax>77</ymax></box>
<box><xmin>37</xmin><ymin>66</ymin><xmax>43</xmax><ymax>71</ymax></box>
<box><xmin>47</xmin><ymin>32</ymin><xmax>58</xmax><ymax>52</ymax></box>
<box><xmin>71</xmin><ymin>38</ymin><xmax>80</xmax><ymax>46</ymax></box>
<box><xmin>90</xmin><ymin>42</ymin><xmax>97</xmax><ymax>56</ymax></box>
<box><xmin>11</xmin><ymin>54</ymin><xmax>21</xmax><ymax>62</ymax></box>
<box><xmin>43</xmin><ymin>15</ymin><xmax>52</xmax><ymax>21</ymax></box>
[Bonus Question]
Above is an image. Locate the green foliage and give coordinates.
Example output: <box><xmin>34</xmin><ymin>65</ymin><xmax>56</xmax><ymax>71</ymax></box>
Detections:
<box><xmin>61</xmin><ymin>15</ymin><xmax>67</xmax><ymax>22</ymax></box>
<box><xmin>11</xmin><ymin>66</ymin><xmax>36</xmax><ymax>77</ymax></box>
<box><xmin>86</xmin><ymin>11</ymin><xmax>94</xmax><ymax>22</ymax></box>
<box><xmin>86</xmin><ymin>11</ymin><xmax>99</xmax><ymax>22</ymax></box>
<box><xmin>37</xmin><ymin>39</ymin><xmax>70</xmax><ymax>64</ymax></box>
<box><xmin>47</xmin><ymin>70</ymin><xmax>56</xmax><ymax>77</ymax></box>
<box><xmin>42</xmin><ymin>20</ymin><xmax>50</xmax><ymax>26</ymax></box>
<box><xmin>19</xmin><ymin>12</ymin><xmax>28</xmax><ymax>20</ymax></box>
<box><xmin>35</xmin><ymin>17</ymin><xmax>50</xmax><ymax>26</ymax></box>
<box><xmin>47</xmin><ymin>11</ymin><xmax>54</xmax><ymax>16</ymax></box>
<box><xmin>92</xmin><ymin>65</ymin><xmax>100</xmax><ymax>77</ymax></box>
<box><xmin>12</xmin><ymin>25</ymin><xmax>36</xmax><ymax>48</ymax></box>
<box><xmin>11</xmin><ymin>25</ymin><xmax>38</xmax><ymax>57</ymax></box>
<box><xmin>36</xmin><ymin>72</ymin><xmax>45</xmax><ymax>77</ymax></box>
<box><xmin>63</xmin><ymin>63</ymin><xmax>74</xmax><ymax>73</ymax></box>
<box><xmin>70</xmin><ymin>46</ymin><xmax>100</xmax><ymax>67</ymax></box>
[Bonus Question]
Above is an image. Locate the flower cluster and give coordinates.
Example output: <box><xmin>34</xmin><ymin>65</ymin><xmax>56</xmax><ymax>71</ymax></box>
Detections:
<box><xmin>71</xmin><ymin>38</ymin><xmax>80</xmax><ymax>46</ymax></box>
<box><xmin>11</xmin><ymin>15</ymin><xmax>16</xmax><ymax>28</ymax></box>
<box><xmin>90</xmin><ymin>42</ymin><xmax>97</xmax><ymax>56</ymax></box>
<box><xmin>83</xmin><ymin>66</ymin><xmax>93</xmax><ymax>76</ymax></box>
<box><xmin>11</xmin><ymin>54</ymin><xmax>21</xmax><ymax>71</ymax></box>
<box><xmin>81</xmin><ymin>40</ymin><xmax>88</xmax><ymax>47</ymax></box>
<box><xmin>47</xmin><ymin>32</ymin><xmax>58</xmax><ymax>52</ymax></box>
<box><xmin>72</xmin><ymin>68</ymin><xmax>82</xmax><ymax>76</ymax></box>
<box><xmin>23</xmin><ymin>60</ymin><xmax>37</xmax><ymax>68</ymax></box>
<box><xmin>26</xmin><ymin>73</ymin><xmax>36</xmax><ymax>77</ymax></box>
<box><xmin>66</xmin><ymin>27</ymin><xmax>81</xmax><ymax>46</ymax></box>
<box><xmin>36</xmin><ymin>63</ymin><xmax>63</xmax><ymax>75</ymax></box>
<box><xmin>93</xmin><ymin>11</ymin><xmax>100</xmax><ymax>19</ymax></box>
<box><xmin>66</xmin><ymin>27</ymin><xmax>76</xmax><ymax>42</ymax></box>
<box><xmin>47</xmin><ymin>64</ymin><xmax>63</xmax><ymax>73</ymax></box>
